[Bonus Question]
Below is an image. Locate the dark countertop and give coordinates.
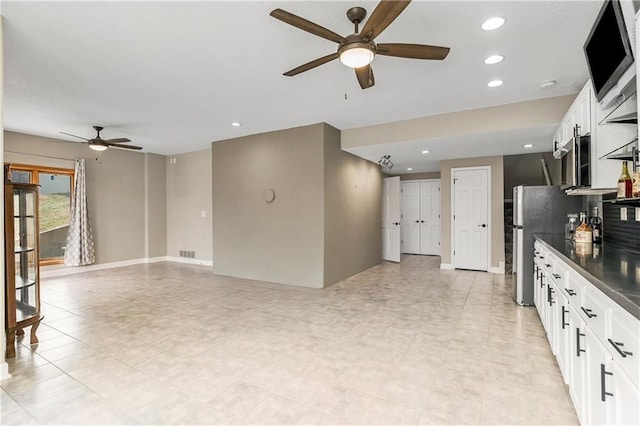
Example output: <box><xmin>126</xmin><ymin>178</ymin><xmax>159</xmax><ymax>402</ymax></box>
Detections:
<box><xmin>534</xmin><ymin>233</ymin><xmax>640</xmax><ymax>321</ymax></box>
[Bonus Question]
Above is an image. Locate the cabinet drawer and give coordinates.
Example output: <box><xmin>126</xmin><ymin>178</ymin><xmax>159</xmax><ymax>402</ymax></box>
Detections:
<box><xmin>608</xmin><ymin>307</ymin><xmax>640</xmax><ymax>388</ymax></box>
<box><xmin>564</xmin><ymin>270</ymin><xmax>585</xmax><ymax>302</ymax></box>
<box><xmin>581</xmin><ymin>286</ymin><xmax>612</xmax><ymax>339</ymax></box>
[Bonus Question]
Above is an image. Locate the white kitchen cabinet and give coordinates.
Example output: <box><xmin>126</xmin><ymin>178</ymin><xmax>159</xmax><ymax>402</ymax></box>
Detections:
<box><xmin>534</xmin><ymin>238</ymin><xmax>640</xmax><ymax>426</ymax></box>
<box><xmin>609</xmin><ymin>361</ymin><xmax>640</xmax><ymax>425</ymax></box>
<box><xmin>569</xmin><ymin>305</ymin><xmax>587</xmax><ymax>424</ymax></box>
<box><xmin>554</xmin><ymin>286</ymin><xmax>571</xmax><ymax>383</ymax></box>
<box><xmin>553</xmin><ymin>81</ymin><xmax>595</xmax><ymax>159</ymax></box>
<box><xmin>584</xmin><ymin>326</ymin><xmax>613</xmax><ymax>425</ymax></box>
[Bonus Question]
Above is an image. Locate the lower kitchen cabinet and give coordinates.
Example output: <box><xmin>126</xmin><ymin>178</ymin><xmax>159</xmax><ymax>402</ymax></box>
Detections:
<box><xmin>569</xmin><ymin>305</ymin><xmax>587</xmax><ymax>424</ymax></box>
<box><xmin>609</xmin><ymin>361</ymin><xmax>640</xmax><ymax>425</ymax></box>
<box><xmin>534</xmin><ymin>239</ymin><xmax>640</xmax><ymax>425</ymax></box>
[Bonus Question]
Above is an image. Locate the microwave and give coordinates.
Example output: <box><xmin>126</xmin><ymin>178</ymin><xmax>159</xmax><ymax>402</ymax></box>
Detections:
<box><xmin>557</xmin><ymin>126</ymin><xmax>591</xmax><ymax>190</ymax></box>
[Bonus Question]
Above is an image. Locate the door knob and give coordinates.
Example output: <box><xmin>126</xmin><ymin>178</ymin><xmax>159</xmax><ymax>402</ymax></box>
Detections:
<box><xmin>478</xmin><ymin>224</ymin><xmax>487</xmax><ymax>228</ymax></box>
<box><xmin>420</xmin><ymin>220</ymin><xmax>424</xmax><ymax>223</ymax></box>
<box><xmin>393</xmin><ymin>222</ymin><xmax>400</xmax><ymax>226</ymax></box>
<box><xmin>415</xmin><ymin>220</ymin><xmax>420</xmax><ymax>223</ymax></box>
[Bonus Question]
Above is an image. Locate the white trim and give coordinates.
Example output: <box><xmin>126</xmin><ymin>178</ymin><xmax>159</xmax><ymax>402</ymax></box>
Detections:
<box><xmin>401</xmin><ymin>178</ymin><xmax>440</xmax><ymax>184</ymax></box>
<box><xmin>489</xmin><ymin>261</ymin><xmax>506</xmax><ymax>274</ymax></box>
<box><xmin>450</xmin><ymin>166</ymin><xmax>491</xmax><ymax>272</ymax></box>
<box><xmin>40</xmin><ymin>256</ymin><xmax>212</xmax><ymax>278</ymax></box>
<box><xmin>0</xmin><ymin>362</ymin><xmax>10</xmax><ymax>381</ymax></box>
<box><xmin>165</xmin><ymin>256</ymin><xmax>213</xmax><ymax>266</ymax></box>
<box><xmin>440</xmin><ymin>263</ymin><xmax>455</xmax><ymax>270</ymax></box>
<box><xmin>144</xmin><ymin>153</ymin><xmax>149</xmax><ymax>259</ymax></box>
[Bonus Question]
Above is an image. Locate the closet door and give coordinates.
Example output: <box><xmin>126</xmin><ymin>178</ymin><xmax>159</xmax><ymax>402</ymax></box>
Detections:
<box><xmin>401</xmin><ymin>182</ymin><xmax>420</xmax><ymax>254</ymax></box>
<box><xmin>420</xmin><ymin>180</ymin><xmax>441</xmax><ymax>255</ymax></box>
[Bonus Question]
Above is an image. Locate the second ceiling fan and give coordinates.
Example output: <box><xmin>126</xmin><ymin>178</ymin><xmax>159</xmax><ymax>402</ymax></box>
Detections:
<box><xmin>270</xmin><ymin>0</ymin><xmax>450</xmax><ymax>89</ymax></box>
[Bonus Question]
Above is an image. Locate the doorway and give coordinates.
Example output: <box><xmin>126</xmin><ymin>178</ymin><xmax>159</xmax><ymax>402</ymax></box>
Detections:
<box><xmin>451</xmin><ymin>167</ymin><xmax>490</xmax><ymax>271</ymax></box>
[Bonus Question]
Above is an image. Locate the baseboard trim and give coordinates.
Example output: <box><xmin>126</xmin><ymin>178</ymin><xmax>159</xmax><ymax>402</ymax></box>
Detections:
<box><xmin>440</xmin><ymin>263</ymin><xmax>455</xmax><ymax>270</ymax></box>
<box><xmin>488</xmin><ymin>264</ymin><xmax>506</xmax><ymax>274</ymax></box>
<box><xmin>165</xmin><ymin>256</ymin><xmax>213</xmax><ymax>266</ymax></box>
<box><xmin>42</xmin><ymin>256</ymin><xmax>212</xmax><ymax>278</ymax></box>
<box><xmin>0</xmin><ymin>362</ymin><xmax>10</xmax><ymax>381</ymax></box>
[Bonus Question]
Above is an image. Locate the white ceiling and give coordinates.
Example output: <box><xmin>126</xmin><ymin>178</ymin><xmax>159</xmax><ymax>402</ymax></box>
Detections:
<box><xmin>3</xmin><ymin>1</ymin><xmax>602</xmax><ymax>171</ymax></box>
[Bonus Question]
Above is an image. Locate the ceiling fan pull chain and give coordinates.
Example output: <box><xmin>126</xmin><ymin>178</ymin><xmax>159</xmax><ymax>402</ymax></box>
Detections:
<box><xmin>344</xmin><ymin>67</ymin><xmax>348</xmax><ymax>100</ymax></box>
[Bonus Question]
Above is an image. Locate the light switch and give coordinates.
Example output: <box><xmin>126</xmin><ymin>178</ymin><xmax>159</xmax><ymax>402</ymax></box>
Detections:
<box><xmin>201</xmin><ymin>211</ymin><xmax>206</xmax><ymax>218</ymax></box>
<box><xmin>636</xmin><ymin>208</ymin><xmax>640</xmax><ymax>221</ymax></box>
<box><xmin>621</xmin><ymin>208</ymin><xmax>628</xmax><ymax>221</ymax></box>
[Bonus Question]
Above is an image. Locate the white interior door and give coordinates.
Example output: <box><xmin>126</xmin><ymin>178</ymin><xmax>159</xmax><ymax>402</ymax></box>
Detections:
<box><xmin>401</xmin><ymin>182</ymin><xmax>420</xmax><ymax>254</ymax></box>
<box><xmin>420</xmin><ymin>180</ymin><xmax>441</xmax><ymax>255</ymax></box>
<box><xmin>382</xmin><ymin>176</ymin><xmax>401</xmax><ymax>262</ymax></box>
<box><xmin>452</xmin><ymin>168</ymin><xmax>489</xmax><ymax>271</ymax></box>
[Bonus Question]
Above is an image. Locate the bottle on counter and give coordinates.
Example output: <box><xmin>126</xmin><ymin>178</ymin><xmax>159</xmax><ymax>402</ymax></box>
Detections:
<box><xmin>591</xmin><ymin>206</ymin><xmax>603</xmax><ymax>244</ymax></box>
<box><xmin>575</xmin><ymin>211</ymin><xmax>593</xmax><ymax>244</ymax></box>
<box><xmin>617</xmin><ymin>161</ymin><xmax>632</xmax><ymax>199</ymax></box>
<box><xmin>633</xmin><ymin>164</ymin><xmax>640</xmax><ymax>198</ymax></box>
<box><xmin>565</xmin><ymin>213</ymin><xmax>578</xmax><ymax>240</ymax></box>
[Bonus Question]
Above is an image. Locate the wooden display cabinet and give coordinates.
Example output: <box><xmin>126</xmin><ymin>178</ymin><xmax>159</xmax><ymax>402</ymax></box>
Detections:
<box><xmin>4</xmin><ymin>182</ymin><xmax>42</xmax><ymax>358</ymax></box>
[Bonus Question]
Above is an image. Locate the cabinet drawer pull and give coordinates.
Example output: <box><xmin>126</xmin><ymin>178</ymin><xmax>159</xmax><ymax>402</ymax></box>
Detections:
<box><xmin>540</xmin><ymin>256</ymin><xmax>544</xmax><ymax>259</ymax></box>
<box><xmin>552</xmin><ymin>273</ymin><xmax>561</xmax><ymax>279</ymax></box>
<box><xmin>561</xmin><ymin>306</ymin><xmax>569</xmax><ymax>329</ymax></box>
<box><xmin>565</xmin><ymin>288</ymin><xmax>576</xmax><ymax>296</ymax></box>
<box><xmin>576</xmin><ymin>328</ymin><xmax>586</xmax><ymax>357</ymax></box>
<box><xmin>600</xmin><ymin>364</ymin><xmax>614</xmax><ymax>402</ymax></box>
<box><xmin>581</xmin><ymin>307</ymin><xmax>597</xmax><ymax>319</ymax></box>
<box><xmin>608</xmin><ymin>339</ymin><xmax>633</xmax><ymax>358</ymax></box>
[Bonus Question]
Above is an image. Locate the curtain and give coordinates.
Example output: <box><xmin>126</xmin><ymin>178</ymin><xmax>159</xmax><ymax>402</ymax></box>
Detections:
<box><xmin>64</xmin><ymin>159</ymin><xmax>96</xmax><ymax>266</ymax></box>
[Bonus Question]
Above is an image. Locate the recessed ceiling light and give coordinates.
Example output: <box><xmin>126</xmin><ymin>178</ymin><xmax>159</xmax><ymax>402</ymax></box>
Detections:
<box><xmin>540</xmin><ymin>80</ymin><xmax>556</xmax><ymax>89</ymax></box>
<box><xmin>421</xmin><ymin>150</ymin><xmax>430</xmax><ymax>154</ymax></box>
<box><xmin>488</xmin><ymin>79</ymin><xmax>503</xmax><ymax>87</ymax></box>
<box><xmin>231</xmin><ymin>122</ymin><xmax>241</xmax><ymax>127</ymax></box>
<box><xmin>484</xmin><ymin>55</ymin><xmax>504</xmax><ymax>65</ymax></box>
<box><xmin>407</xmin><ymin>168</ymin><xmax>413</xmax><ymax>171</ymax></box>
<box><xmin>482</xmin><ymin>17</ymin><xmax>505</xmax><ymax>31</ymax></box>
<box><xmin>524</xmin><ymin>144</ymin><xmax>535</xmax><ymax>148</ymax></box>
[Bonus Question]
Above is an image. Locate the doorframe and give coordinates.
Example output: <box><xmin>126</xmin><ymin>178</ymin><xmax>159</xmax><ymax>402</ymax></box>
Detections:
<box><xmin>450</xmin><ymin>166</ymin><xmax>491</xmax><ymax>271</ymax></box>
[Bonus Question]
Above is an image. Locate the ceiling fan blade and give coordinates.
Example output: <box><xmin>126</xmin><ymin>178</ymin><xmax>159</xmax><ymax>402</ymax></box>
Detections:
<box><xmin>270</xmin><ymin>9</ymin><xmax>345</xmax><ymax>44</ymax></box>
<box><xmin>105</xmin><ymin>138</ymin><xmax>131</xmax><ymax>143</ymax></box>
<box><xmin>283</xmin><ymin>52</ymin><xmax>339</xmax><ymax>76</ymax></box>
<box><xmin>60</xmin><ymin>132</ymin><xmax>90</xmax><ymax>141</ymax></box>
<box><xmin>377</xmin><ymin>43</ymin><xmax>450</xmax><ymax>60</ymax></box>
<box><xmin>107</xmin><ymin>143</ymin><xmax>142</xmax><ymax>150</ymax></box>
<box><xmin>355</xmin><ymin>65</ymin><xmax>375</xmax><ymax>89</ymax></box>
<box><xmin>360</xmin><ymin>0</ymin><xmax>411</xmax><ymax>41</ymax></box>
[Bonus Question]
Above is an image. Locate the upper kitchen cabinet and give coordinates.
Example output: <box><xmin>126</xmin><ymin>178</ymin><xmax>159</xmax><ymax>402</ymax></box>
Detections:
<box><xmin>553</xmin><ymin>81</ymin><xmax>594</xmax><ymax>158</ymax></box>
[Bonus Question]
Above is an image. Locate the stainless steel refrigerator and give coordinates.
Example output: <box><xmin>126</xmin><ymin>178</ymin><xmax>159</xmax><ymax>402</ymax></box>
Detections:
<box><xmin>512</xmin><ymin>185</ymin><xmax>582</xmax><ymax>305</ymax></box>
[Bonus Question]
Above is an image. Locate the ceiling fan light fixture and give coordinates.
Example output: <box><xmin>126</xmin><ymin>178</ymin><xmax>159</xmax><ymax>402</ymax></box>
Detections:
<box><xmin>89</xmin><ymin>142</ymin><xmax>108</xmax><ymax>152</ymax></box>
<box><xmin>338</xmin><ymin>43</ymin><xmax>375</xmax><ymax>68</ymax></box>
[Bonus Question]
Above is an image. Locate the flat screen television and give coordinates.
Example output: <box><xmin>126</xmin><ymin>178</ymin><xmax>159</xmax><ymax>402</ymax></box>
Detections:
<box><xmin>584</xmin><ymin>0</ymin><xmax>634</xmax><ymax>102</ymax></box>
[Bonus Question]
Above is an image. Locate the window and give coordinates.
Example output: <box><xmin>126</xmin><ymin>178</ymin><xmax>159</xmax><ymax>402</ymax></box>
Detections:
<box><xmin>5</xmin><ymin>164</ymin><xmax>75</xmax><ymax>266</ymax></box>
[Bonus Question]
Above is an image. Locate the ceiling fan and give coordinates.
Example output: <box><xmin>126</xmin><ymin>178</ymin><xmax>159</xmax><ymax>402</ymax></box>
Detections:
<box><xmin>270</xmin><ymin>0</ymin><xmax>450</xmax><ymax>89</ymax></box>
<box><xmin>60</xmin><ymin>126</ymin><xmax>142</xmax><ymax>151</ymax></box>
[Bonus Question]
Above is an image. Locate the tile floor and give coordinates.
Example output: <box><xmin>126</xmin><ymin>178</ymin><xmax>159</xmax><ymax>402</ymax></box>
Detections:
<box><xmin>1</xmin><ymin>256</ymin><xmax>578</xmax><ymax>425</ymax></box>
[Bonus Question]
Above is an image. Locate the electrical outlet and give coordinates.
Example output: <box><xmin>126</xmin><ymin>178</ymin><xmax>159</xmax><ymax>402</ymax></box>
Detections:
<box><xmin>201</xmin><ymin>211</ymin><xmax>206</xmax><ymax>218</ymax></box>
<box><xmin>621</xmin><ymin>208</ymin><xmax>628</xmax><ymax>221</ymax></box>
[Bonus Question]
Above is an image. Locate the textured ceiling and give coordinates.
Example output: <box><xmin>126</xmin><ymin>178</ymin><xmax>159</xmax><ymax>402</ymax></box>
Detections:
<box><xmin>3</xmin><ymin>1</ymin><xmax>603</xmax><ymax>168</ymax></box>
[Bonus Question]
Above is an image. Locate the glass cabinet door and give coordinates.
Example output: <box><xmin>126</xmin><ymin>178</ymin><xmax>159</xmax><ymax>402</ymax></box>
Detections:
<box><xmin>11</xmin><ymin>186</ymin><xmax>40</xmax><ymax>324</ymax></box>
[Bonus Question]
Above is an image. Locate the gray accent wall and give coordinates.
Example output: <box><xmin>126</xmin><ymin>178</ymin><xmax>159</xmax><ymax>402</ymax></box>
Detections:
<box><xmin>323</xmin><ymin>124</ymin><xmax>382</xmax><ymax>287</ymax></box>
<box><xmin>146</xmin><ymin>153</ymin><xmax>167</xmax><ymax>258</ymax></box>
<box><xmin>211</xmin><ymin>123</ymin><xmax>382</xmax><ymax>288</ymax></box>
<box><xmin>166</xmin><ymin>149</ymin><xmax>212</xmax><ymax>261</ymax></box>
<box><xmin>4</xmin><ymin>131</ymin><xmax>166</xmax><ymax>264</ymax></box>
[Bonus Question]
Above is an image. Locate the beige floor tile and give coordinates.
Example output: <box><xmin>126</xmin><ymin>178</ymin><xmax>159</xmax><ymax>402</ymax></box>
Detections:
<box><xmin>0</xmin><ymin>259</ymin><xmax>579</xmax><ymax>425</ymax></box>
